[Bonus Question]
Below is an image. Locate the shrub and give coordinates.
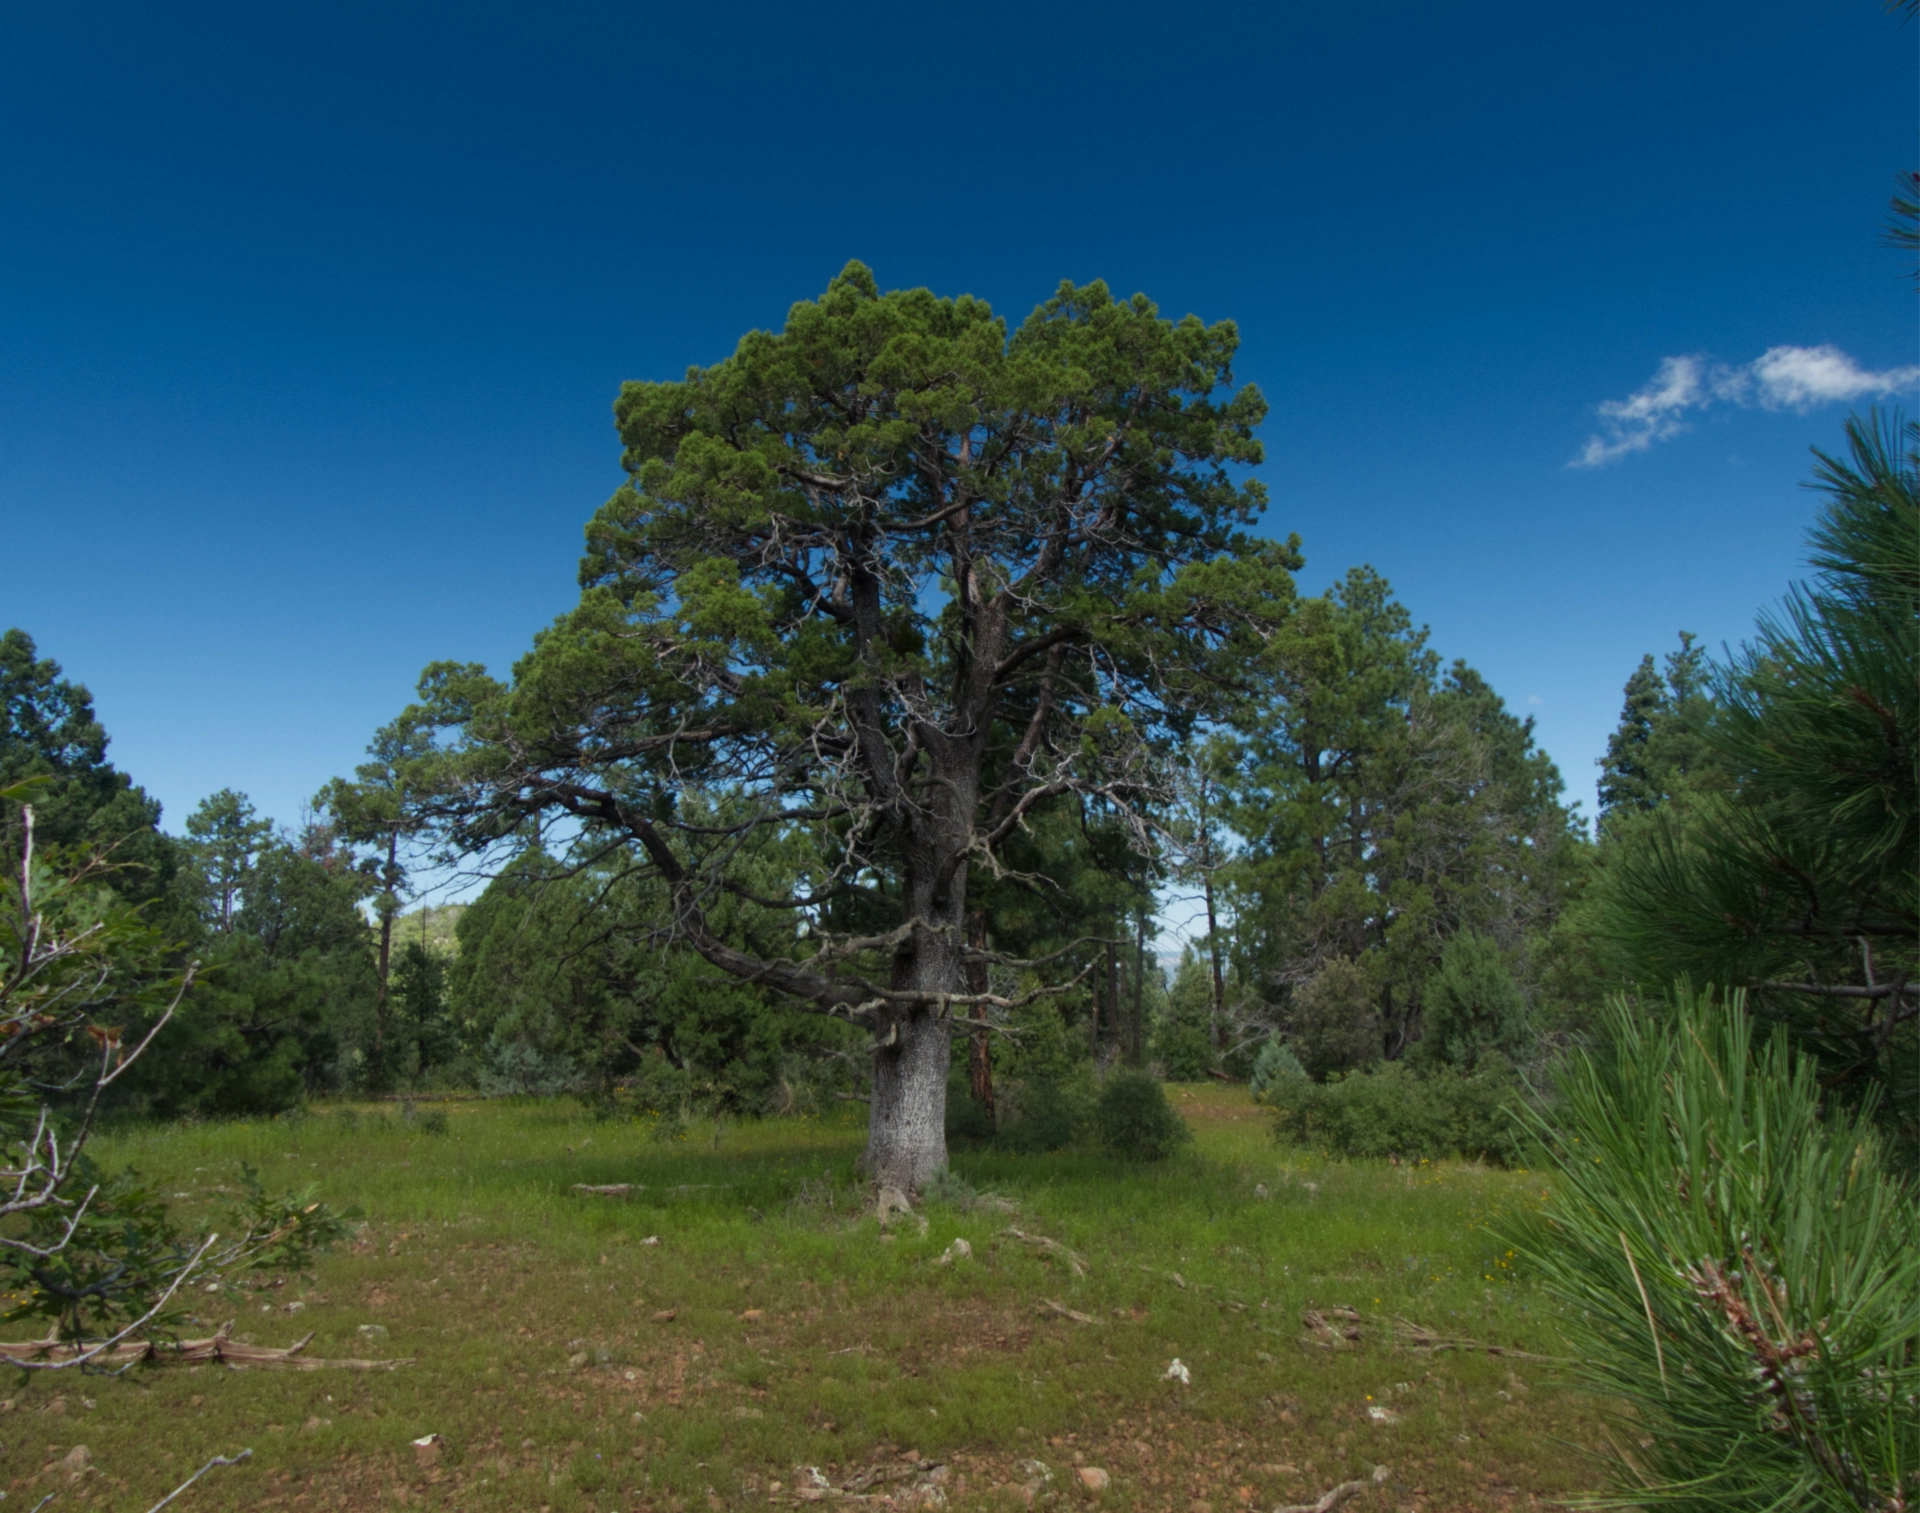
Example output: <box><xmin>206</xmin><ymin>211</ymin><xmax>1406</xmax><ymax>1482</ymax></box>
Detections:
<box><xmin>1506</xmin><ymin>987</ymin><xmax>1920</xmax><ymax>1511</ymax></box>
<box><xmin>944</xmin><ymin>1072</ymin><xmax>997</xmax><ymax>1145</ymax></box>
<box><xmin>1249</xmin><ymin>1038</ymin><xmax>1307</xmax><ymax>1101</ymax></box>
<box><xmin>1286</xmin><ymin>957</ymin><xmax>1381</xmax><ymax>1080</ymax></box>
<box><xmin>1268</xmin><ymin>1056</ymin><xmax>1521</xmax><ymax>1163</ymax></box>
<box><xmin>1093</xmin><ymin>1070</ymin><xmax>1192</xmax><ymax>1162</ymax></box>
<box><xmin>996</xmin><ymin>1076</ymin><xmax>1078</xmax><ymax>1153</ymax></box>
<box><xmin>1420</xmin><ymin>931</ymin><xmax>1529</xmax><ymax>1069</ymax></box>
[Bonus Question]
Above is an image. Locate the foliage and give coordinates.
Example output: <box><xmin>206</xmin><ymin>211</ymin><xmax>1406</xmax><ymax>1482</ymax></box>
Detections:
<box><xmin>123</xmin><ymin>822</ymin><xmax>377</xmax><ymax>1116</ymax></box>
<box><xmin>180</xmin><ymin>787</ymin><xmax>272</xmax><ymax>933</ymax></box>
<box><xmin>0</xmin><ymin>629</ymin><xmax>176</xmax><ymax>912</ymax></box>
<box><xmin>1591</xmin><ymin>414</ymin><xmax>1919</xmax><ymax>1132</ymax></box>
<box><xmin>0</xmin><ymin>782</ymin><xmax>356</xmax><ymax>1355</ymax></box>
<box><xmin>1268</xmin><ymin>1056</ymin><xmax>1522</xmax><ymax>1163</ymax></box>
<box><xmin>1507</xmin><ymin>987</ymin><xmax>1920</xmax><ymax>1511</ymax></box>
<box><xmin>219</xmin><ymin>1162</ymin><xmax>361</xmax><ymax>1274</ymax></box>
<box><xmin>994</xmin><ymin>1075</ymin><xmax>1083</xmax><ymax>1154</ymax></box>
<box><xmin>1092</xmin><ymin>1069</ymin><xmax>1191</xmax><ymax>1161</ymax></box>
<box><xmin>1284</xmin><ymin>957</ymin><xmax>1380</xmax><ymax>1081</ymax></box>
<box><xmin>393</xmin><ymin>262</ymin><xmax>1301</xmax><ymax>1187</ymax></box>
<box><xmin>448</xmin><ymin>848</ymin><xmax>862</xmax><ymax>1112</ymax></box>
<box><xmin>1153</xmin><ymin>951</ymin><xmax>1217</xmax><ymax>1079</ymax></box>
<box><xmin>1247</xmin><ymin>1037</ymin><xmax>1306</xmax><ymax>1100</ymax></box>
<box><xmin>1595</xmin><ymin>633</ymin><xmax>1717</xmax><ymax>823</ymax></box>
<box><xmin>1222</xmin><ymin>570</ymin><xmax>1585</xmax><ymax>1062</ymax></box>
<box><xmin>1416</xmin><ymin>930</ymin><xmax>1529</xmax><ymax>1070</ymax></box>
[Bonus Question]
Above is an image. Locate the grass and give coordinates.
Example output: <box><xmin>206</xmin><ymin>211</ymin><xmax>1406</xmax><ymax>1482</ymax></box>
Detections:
<box><xmin>2</xmin><ymin>1085</ymin><xmax>1603</xmax><ymax>1512</ymax></box>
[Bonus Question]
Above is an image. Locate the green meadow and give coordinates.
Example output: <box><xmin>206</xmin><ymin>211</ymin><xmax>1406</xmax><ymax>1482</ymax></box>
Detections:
<box><xmin>3</xmin><ymin>1087</ymin><xmax>1601</xmax><ymax>1513</ymax></box>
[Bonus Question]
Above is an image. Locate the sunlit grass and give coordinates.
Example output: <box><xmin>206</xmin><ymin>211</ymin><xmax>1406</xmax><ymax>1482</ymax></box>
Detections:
<box><xmin>2</xmin><ymin>1086</ymin><xmax>1601</xmax><ymax>1511</ymax></box>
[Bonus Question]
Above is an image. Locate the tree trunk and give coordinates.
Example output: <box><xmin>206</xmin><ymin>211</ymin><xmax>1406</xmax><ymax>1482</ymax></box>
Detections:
<box><xmin>863</xmin><ymin>902</ymin><xmax>959</xmax><ymax>1193</ymax></box>
<box><xmin>866</xmin><ymin>1006</ymin><xmax>952</xmax><ymax>1191</ymax></box>
<box><xmin>1131</xmin><ymin>905</ymin><xmax>1148</xmax><ymax>1064</ymax></box>
<box><xmin>1203</xmin><ymin>868</ymin><xmax>1226</xmax><ymax>1054</ymax></box>
<box><xmin>1105</xmin><ymin>937</ymin><xmax>1120</xmax><ymax>1061</ymax></box>
<box><xmin>1088</xmin><ymin>954</ymin><xmax>1101</xmax><ymax>1058</ymax></box>
<box><xmin>965</xmin><ymin>907</ymin><xmax>995</xmax><ymax>1115</ymax></box>
<box><xmin>373</xmin><ymin>827</ymin><xmax>398</xmax><ymax>1072</ymax></box>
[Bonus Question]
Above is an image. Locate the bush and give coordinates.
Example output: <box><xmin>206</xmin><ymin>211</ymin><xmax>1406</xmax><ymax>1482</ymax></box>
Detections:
<box><xmin>1268</xmin><ymin>1056</ymin><xmax>1522</xmax><ymax>1163</ymax></box>
<box><xmin>1249</xmin><ymin>1038</ymin><xmax>1307</xmax><ymax>1101</ymax></box>
<box><xmin>996</xmin><ymin>1076</ymin><xmax>1078</xmax><ymax>1153</ymax></box>
<box><xmin>1093</xmin><ymin>1070</ymin><xmax>1192</xmax><ymax>1162</ymax></box>
<box><xmin>1506</xmin><ymin>987</ymin><xmax>1920</xmax><ymax>1511</ymax></box>
<box><xmin>1286</xmin><ymin>957</ymin><xmax>1381</xmax><ymax>1080</ymax></box>
<box><xmin>944</xmin><ymin>1072</ymin><xmax>997</xmax><ymax>1145</ymax></box>
<box><xmin>1419</xmin><ymin>931</ymin><xmax>1529</xmax><ymax>1069</ymax></box>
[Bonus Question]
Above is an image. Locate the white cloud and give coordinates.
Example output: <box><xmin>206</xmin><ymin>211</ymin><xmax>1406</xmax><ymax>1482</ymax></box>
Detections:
<box><xmin>1572</xmin><ymin>344</ymin><xmax>1920</xmax><ymax>467</ymax></box>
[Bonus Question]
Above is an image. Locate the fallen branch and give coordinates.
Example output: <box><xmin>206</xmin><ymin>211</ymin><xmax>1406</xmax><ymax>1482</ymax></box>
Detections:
<box><xmin>1273</xmin><ymin>1480</ymin><xmax>1367</xmax><ymax>1513</ymax></box>
<box><xmin>1002</xmin><ymin>1227</ymin><xmax>1087</xmax><ymax>1276</ymax></box>
<box><xmin>0</xmin><ymin>1320</ymin><xmax>409</xmax><ymax>1371</ymax></box>
<box><xmin>1389</xmin><ymin>1315</ymin><xmax>1566</xmax><ymax>1362</ymax></box>
<box><xmin>1038</xmin><ymin>1298</ymin><xmax>1096</xmax><ymax>1324</ymax></box>
<box><xmin>147</xmin><ymin>1449</ymin><xmax>252</xmax><ymax>1512</ymax></box>
<box><xmin>1299</xmin><ymin>1306</ymin><xmax>1363</xmax><ymax>1350</ymax></box>
<box><xmin>572</xmin><ymin>1183</ymin><xmax>641</xmax><ymax>1197</ymax></box>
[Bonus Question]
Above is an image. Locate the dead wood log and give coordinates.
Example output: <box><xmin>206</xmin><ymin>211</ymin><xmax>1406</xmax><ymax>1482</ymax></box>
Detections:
<box><xmin>1001</xmin><ymin>1226</ymin><xmax>1088</xmax><ymax>1276</ymax></box>
<box><xmin>1273</xmin><ymin>1480</ymin><xmax>1368</xmax><ymax>1513</ymax></box>
<box><xmin>1299</xmin><ymin>1306</ymin><xmax>1363</xmax><ymax>1350</ymax></box>
<box><xmin>1037</xmin><ymin>1298</ymin><xmax>1096</xmax><ymax>1324</ymax></box>
<box><xmin>0</xmin><ymin>1319</ymin><xmax>409</xmax><ymax>1370</ymax></box>
<box><xmin>1389</xmin><ymin>1315</ymin><xmax>1565</xmax><ymax>1361</ymax></box>
<box><xmin>571</xmin><ymin>1183</ymin><xmax>641</xmax><ymax>1197</ymax></box>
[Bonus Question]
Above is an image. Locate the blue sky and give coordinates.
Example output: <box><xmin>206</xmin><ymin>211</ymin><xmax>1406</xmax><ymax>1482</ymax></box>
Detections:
<box><xmin>3</xmin><ymin>0</ymin><xmax>1914</xmax><ymax>842</ymax></box>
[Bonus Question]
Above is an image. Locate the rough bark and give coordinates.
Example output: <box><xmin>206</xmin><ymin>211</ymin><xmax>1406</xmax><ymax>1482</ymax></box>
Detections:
<box><xmin>966</xmin><ymin>908</ymin><xmax>996</xmax><ymax>1114</ymax></box>
<box><xmin>865</xmin><ymin>1003</ymin><xmax>953</xmax><ymax>1191</ymax></box>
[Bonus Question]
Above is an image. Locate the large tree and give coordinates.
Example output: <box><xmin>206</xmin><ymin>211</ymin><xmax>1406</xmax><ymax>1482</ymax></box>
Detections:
<box><xmin>407</xmin><ymin>263</ymin><xmax>1297</xmax><ymax>1187</ymax></box>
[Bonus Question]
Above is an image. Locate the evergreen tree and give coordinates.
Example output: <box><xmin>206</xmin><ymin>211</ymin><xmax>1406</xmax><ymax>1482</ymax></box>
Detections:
<box><xmin>1597</xmin><ymin>654</ymin><xmax>1666</xmax><ymax>817</ymax></box>
<box><xmin>182</xmin><ymin>788</ymin><xmax>272</xmax><ymax>932</ymax></box>
<box><xmin>0</xmin><ymin>629</ymin><xmax>173</xmax><ymax>906</ymax></box>
<box><xmin>399</xmin><ymin>263</ymin><xmax>1295</xmax><ymax>1188</ymax></box>
<box><xmin>1595</xmin><ymin>413</ymin><xmax>1918</xmax><ymax>1134</ymax></box>
<box><xmin>1597</xmin><ymin>632</ymin><xmax>1718</xmax><ymax>824</ymax></box>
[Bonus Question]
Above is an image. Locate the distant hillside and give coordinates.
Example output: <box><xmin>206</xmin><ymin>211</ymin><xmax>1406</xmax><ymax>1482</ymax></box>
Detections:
<box><xmin>373</xmin><ymin>902</ymin><xmax>467</xmax><ymax>957</ymax></box>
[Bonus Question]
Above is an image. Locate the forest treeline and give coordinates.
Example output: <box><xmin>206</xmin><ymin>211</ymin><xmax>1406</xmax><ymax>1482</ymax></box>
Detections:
<box><xmin>2</xmin><ymin>404</ymin><xmax>1911</xmax><ymax>1156</ymax></box>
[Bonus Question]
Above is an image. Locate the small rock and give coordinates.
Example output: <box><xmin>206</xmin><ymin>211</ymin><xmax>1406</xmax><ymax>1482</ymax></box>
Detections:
<box><xmin>303</xmin><ymin>1416</ymin><xmax>331</xmax><ymax>1432</ymax></box>
<box><xmin>1077</xmin><ymin>1466</ymin><xmax>1110</xmax><ymax>1492</ymax></box>
<box><xmin>1253</xmin><ymin>1183</ymin><xmax>1269</xmax><ymax>1199</ymax></box>
<box><xmin>357</xmin><ymin>1324</ymin><xmax>389</xmax><ymax>1339</ymax></box>
<box><xmin>1372</xmin><ymin>1464</ymin><xmax>1393</xmax><ymax>1485</ymax></box>
<box><xmin>411</xmin><ymin>1433</ymin><xmax>442</xmax><ymax>1466</ymax></box>
<box><xmin>1366</xmin><ymin>1404</ymin><xmax>1399</xmax><ymax>1423</ymax></box>
<box><xmin>934</xmin><ymin>1238</ymin><xmax>972</xmax><ymax>1266</ymax></box>
<box><xmin>61</xmin><ymin>1444</ymin><xmax>89</xmax><ymax>1480</ymax></box>
<box><xmin>1162</xmin><ymin>1358</ymin><xmax>1191</xmax><ymax>1385</ymax></box>
<box><xmin>285</xmin><ymin>1300</ymin><xmax>304</xmax><ymax>1313</ymax></box>
<box><xmin>740</xmin><ymin>1309</ymin><xmax>764</xmax><ymax>1322</ymax></box>
<box><xmin>651</xmin><ymin>1309</ymin><xmax>677</xmax><ymax>1323</ymax></box>
<box><xmin>640</xmin><ymin>1235</ymin><xmax>661</xmax><ymax>1246</ymax></box>
<box><xmin>567</xmin><ymin>1351</ymin><xmax>590</xmax><ymax>1370</ymax></box>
